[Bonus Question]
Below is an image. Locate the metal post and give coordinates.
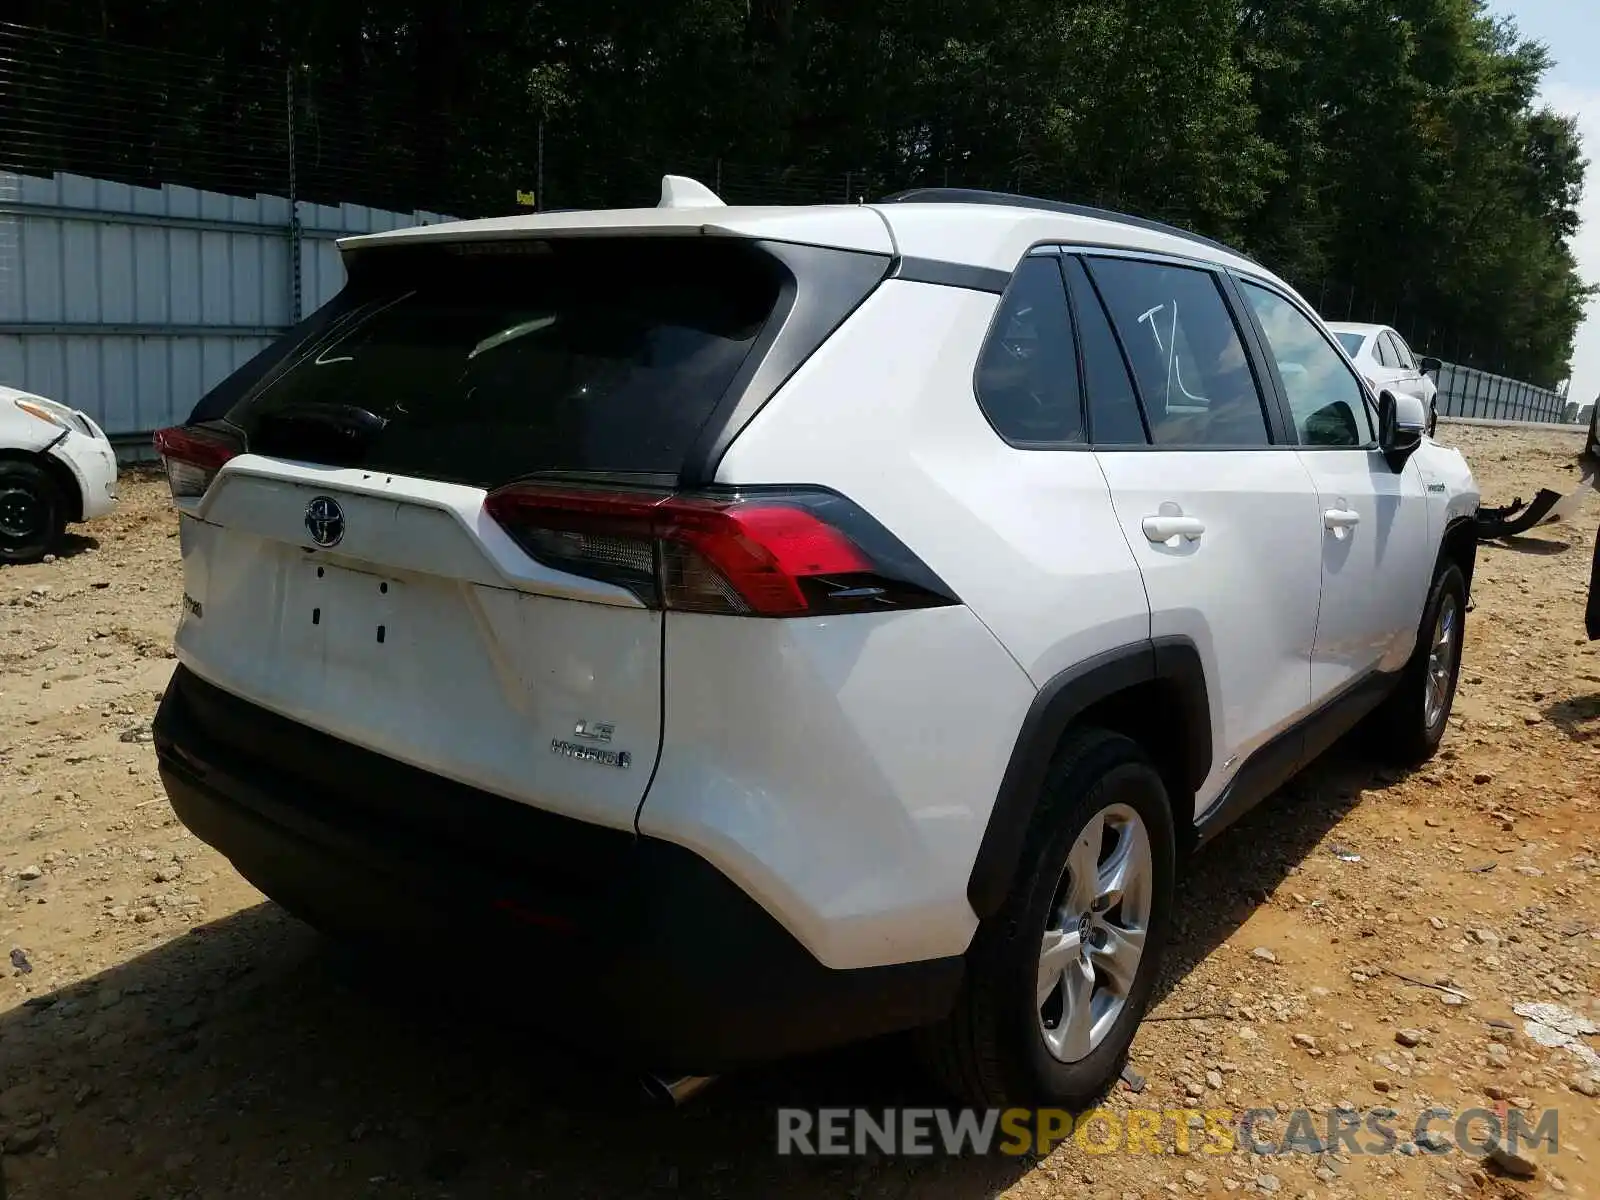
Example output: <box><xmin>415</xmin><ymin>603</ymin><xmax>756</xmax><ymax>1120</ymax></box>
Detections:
<box><xmin>536</xmin><ymin>118</ymin><xmax>545</xmax><ymax>212</ymax></box>
<box><xmin>844</xmin><ymin>170</ymin><xmax>852</xmax><ymax>204</ymax></box>
<box><xmin>286</xmin><ymin>65</ymin><xmax>302</xmax><ymax>323</ymax></box>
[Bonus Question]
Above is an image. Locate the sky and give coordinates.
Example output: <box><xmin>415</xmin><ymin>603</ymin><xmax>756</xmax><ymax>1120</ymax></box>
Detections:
<box><xmin>1488</xmin><ymin>0</ymin><xmax>1600</xmax><ymax>403</ymax></box>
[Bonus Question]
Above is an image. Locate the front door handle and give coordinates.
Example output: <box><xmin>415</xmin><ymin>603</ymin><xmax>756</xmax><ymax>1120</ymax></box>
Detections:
<box><xmin>1142</xmin><ymin>515</ymin><xmax>1206</xmax><ymax>543</ymax></box>
<box><xmin>1324</xmin><ymin>507</ymin><xmax>1361</xmax><ymax>533</ymax></box>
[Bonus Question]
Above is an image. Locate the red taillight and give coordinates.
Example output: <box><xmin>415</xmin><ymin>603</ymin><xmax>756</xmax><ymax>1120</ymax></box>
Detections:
<box><xmin>153</xmin><ymin>425</ymin><xmax>242</xmax><ymax>500</ymax></box>
<box><xmin>484</xmin><ymin>484</ymin><xmax>956</xmax><ymax>618</ymax></box>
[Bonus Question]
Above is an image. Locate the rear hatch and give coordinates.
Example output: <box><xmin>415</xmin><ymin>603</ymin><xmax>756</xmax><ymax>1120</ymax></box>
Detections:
<box><xmin>162</xmin><ymin>234</ymin><xmax>823</xmax><ymax>831</ymax></box>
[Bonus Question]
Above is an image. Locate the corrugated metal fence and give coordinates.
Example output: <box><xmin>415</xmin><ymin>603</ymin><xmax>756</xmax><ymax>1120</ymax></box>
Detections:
<box><xmin>1431</xmin><ymin>361</ymin><xmax>1569</xmax><ymax>424</ymax></box>
<box><xmin>0</xmin><ymin>170</ymin><xmax>451</xmax><ymax>441</ymax></box>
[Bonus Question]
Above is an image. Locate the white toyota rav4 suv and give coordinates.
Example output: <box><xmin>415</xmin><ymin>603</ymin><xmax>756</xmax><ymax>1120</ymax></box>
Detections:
<box><xmin>151</xmin><ymin>179</ymin><xmax>1480</xmax><ymax>1107</ymax></box>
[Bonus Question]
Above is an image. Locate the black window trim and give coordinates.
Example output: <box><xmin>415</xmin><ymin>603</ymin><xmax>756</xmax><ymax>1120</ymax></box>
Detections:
<box><xmin>1229</xmin><ymin>272</ymin><xmax>1380</xmax><ymax>451</ymax></box>
<box><xmin>1060</xmin><ymin>254</ymin><xmax>1153</xmax><ymax>447</ymax></box>
<box><xmin>969</xmin><ymin>245</ymin><xmax>1093</xmax><ymax>453</ymax></box>
<box><xmin>1386</xmin><ymin>330</ymin><xmax>1416</xmax><ymax>372</ymax></box>
<box><xmin>1065</xmin><ymin>246</ymin><xmax>1295</xmax><ymax>452</ymax></box>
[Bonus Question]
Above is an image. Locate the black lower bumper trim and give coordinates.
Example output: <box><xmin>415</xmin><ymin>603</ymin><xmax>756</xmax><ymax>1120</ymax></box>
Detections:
<box><xmin>154</xmin><ymin>666</ymin><xmax>962</xmax><ymax>1073</ymax></box>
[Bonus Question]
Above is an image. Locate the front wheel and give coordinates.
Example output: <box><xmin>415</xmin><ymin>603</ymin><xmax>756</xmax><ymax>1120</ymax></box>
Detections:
<box><xmin>1368</xmin><ymin>562</ymin><xmax>1466</xmax><ymax>764</ymax></box>
<box><xmin>0</xmin><ymin>460</ymin><xmax>67</xmax><ymax>566</ymax></box>
<box><xmin>917</xmin><ymin>728</ymin><xmax>1176</xmax><ymax>1107</ymax></box>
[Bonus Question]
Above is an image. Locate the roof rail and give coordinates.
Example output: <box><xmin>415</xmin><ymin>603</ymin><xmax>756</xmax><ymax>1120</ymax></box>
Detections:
<box><xmin>877</xmin><ymin>187</ymin><xmax>1258</xmax><ymax>265</ymax></box>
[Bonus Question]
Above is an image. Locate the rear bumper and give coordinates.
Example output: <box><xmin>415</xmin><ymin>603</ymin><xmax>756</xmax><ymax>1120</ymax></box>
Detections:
<box><xmin>154</xmin><ymin>665</ymin><xmax>962</xmax><ymax>1073</ymax></box>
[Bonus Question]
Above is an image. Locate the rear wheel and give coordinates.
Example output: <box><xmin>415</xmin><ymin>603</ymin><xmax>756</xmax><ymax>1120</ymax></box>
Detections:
<box><xmin>1369</xmin><ymin>562</ymin><xmax>1466</xmax><ymax>764</ymax></box>
<box><xmin>918</xmin><ymin>728</ymin><xmax>1175</xmax><ymax>1107</ymax></box>
<box><xmin>0</xmin><ymin>460</ymin><xmax>66</xmax><ymax>565</ymax></box>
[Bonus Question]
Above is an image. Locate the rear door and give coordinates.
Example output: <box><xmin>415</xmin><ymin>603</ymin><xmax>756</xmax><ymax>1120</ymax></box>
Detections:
<box><xmin>170</xmin><ymin>236</ymin><xmax>799</xmax><ymax>831</ymax></box>
<box><xmin>1073</xmin><ymin>252</ymin><xmax>1323</xmax><ymax>814</ymax></box>
<box><xmin>1236</xmin><ymin>280</ymin><xmax>1432</xmax><ymax>700</ymax></box>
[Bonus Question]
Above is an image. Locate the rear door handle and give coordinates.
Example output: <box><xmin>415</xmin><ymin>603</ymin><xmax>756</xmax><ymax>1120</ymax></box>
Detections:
<box><xmin>1324</xmin><ymin>508</ymin><xmax>1361</xmax><ymax>530</ymax></box>
<box><xmin>1142</xmin><ymin>515</ymin><xmax>1206</xmax><ymax>543</ymax></box>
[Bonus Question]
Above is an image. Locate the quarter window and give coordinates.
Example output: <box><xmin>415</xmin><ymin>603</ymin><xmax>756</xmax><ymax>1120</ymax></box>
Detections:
<box><xmin>974</xmin><ymin>256</ymin><xmax>1085</xmax><ymax>446</ymax></box>
<box><xmin>1241</xmin><ymin>282</ymin><xmax>1375</xmax><ymax>447</ymax></box>
<box><xmin>1085</xmin><ymin>257</ymin><xmax>1271</xmax><ymax>447</ymax></box>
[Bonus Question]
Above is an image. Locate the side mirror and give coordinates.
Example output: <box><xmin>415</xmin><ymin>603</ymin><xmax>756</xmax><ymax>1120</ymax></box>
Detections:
<box><xmin>1379</xmin><ymin>389</ymin><xmax>1426</xmax><ymax>467</ymax></box>
<box><xmin>1419</xmin><ymin>355</ymin><xmax>1443</xmax><ymax>377</ymax></box>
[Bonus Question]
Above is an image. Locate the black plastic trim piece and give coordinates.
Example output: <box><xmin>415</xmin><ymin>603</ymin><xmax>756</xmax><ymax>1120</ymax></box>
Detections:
<box><xmin>1216</xmin><ymin>269</ymin><xmax>1299</xmax><ymax>448</ymax></box>
<box><xmin>680</xmin><ymin>241</ymin><xmax>892</xmax><ymax>487</ymax></box>
<box><xmin>153</xmin><ymin>666</ymin><xmax>963</xmax><ymax>1073</ymax></box>
<box><xmin>893</xmin><ymin>256</ymin><xmax>1012</xmax><ymax>294</ymax></box>
<box><xmin>967</xmin><ymin>637</ymin><xmax>1211</xmax><ymax>918</ymax></box>
<box><xmin>1193</xmin><ymin>669</ymin><xmax>1396</xmax><ymax>847</ymax></box>
<box><xmin>879</xmin><ymin>188</ymin><xmax>1261</xmax><ymax>267</ymax></box>
<box><xmin>1588</xmin><ymin>524</ymin><xmax>1600</xmax><ymax>642</ymax></box>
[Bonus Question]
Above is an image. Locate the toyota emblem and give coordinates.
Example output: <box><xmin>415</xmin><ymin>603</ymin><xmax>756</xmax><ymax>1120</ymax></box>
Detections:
<box><xmin>304</xmin><ymin>495</ymin><xmax>345</xmax><ymax>548</ymax></box>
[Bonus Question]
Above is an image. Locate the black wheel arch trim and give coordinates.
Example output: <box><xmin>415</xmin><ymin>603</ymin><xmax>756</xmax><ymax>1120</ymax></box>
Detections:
<box><xmin>966</xmin><ymin>636</ymin><xmax>1211</xmax><ymax>919</ymax></box>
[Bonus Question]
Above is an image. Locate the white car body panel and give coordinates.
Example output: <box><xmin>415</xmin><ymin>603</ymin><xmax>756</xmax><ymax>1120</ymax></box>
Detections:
<box><xmin>1295</xmin><ymin>448</ymin><xmax>1433</xmax><ymax>692</ymax></box>
<box><xmin>0</xmin><ymin>383</ymin><xmax>119</xmax><ymax>521</ymax></box>
<box><xmin>713</xmin><ymin>279</ymin><xmax>1153</xmax><ymax>687</ymax></box>
<box><xmin>870</xmin><ymin>203</ymin><xmax>1261</xmax><ymax>278</ymax></box>
<box><xmin>177</xmin><ymin>461</ymin><xmax>661</xmax><ymax>834</ymax></box>
<box><xmin>640</xmin><ymin>606</ymin><xmax>1034</xmax><ymax>970</ymax></box>
<box><xmin>1094</xmin><ymin>450</ymin><xmax>1322</xmax><ymax>814</ymax></box>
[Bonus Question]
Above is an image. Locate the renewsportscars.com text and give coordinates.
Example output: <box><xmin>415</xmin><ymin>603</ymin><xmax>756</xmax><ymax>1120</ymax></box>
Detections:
<box><xmin>776</xmin><ymin>1105</ymin><xmax>1560</xmax><ymax>1159</ymax></box>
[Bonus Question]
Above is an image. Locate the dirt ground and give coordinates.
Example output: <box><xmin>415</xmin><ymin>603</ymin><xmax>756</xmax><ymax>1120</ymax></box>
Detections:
<box><xmin>1</xmin><ymin>424</ymin><xmax>1597</xmax><ymax>1200</ymax></box>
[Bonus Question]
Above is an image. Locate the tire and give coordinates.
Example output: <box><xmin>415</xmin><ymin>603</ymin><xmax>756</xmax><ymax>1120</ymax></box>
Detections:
<box><xmin>1427</xmin><ymin>402</ymin><xmax>1438</xmax><ymax>438</ymax></box>
<box><xmin>1368</xmin><ymin>562</ymin><xmax>1467</xmax><ymax>765</ymax></box>
<box><xmin>918</xmin><ymin>728</ymin><xmax>1176</xmax><ymax>1107</ymax></box>
<box><xmin>0</xmin><ymin>460</ymin><xmax>67</xmax><ymax>566</ymax></box>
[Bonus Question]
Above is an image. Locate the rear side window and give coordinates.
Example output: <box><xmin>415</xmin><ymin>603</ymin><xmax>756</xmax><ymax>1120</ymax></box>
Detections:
<box><xmin>1085</xmin><ymin>258</ymin><xmax>1271</xmax><ymax>447</ymax></box>
<box><xmin>1064</xmin><ymin>258</ymin><xmax>1148</xmax><ymax>445</ymax></box>
<box><xmin>1333</xmin><ymin>331</ymin><xmax>1366</xmax><ymax>357</ymax></box>
<box><xmin>218</xmin><ymin>238</ymin><xmax>786</xmax><ymax>487</ymax></box>
<box><xmin>1374</xmin><ymin>335</ymin><xmax>1399</xmax><ymax>368</ymax></box>
<box><xmin>974</xmin><ymin>256</ymin><xmax>1085</xmax><ymax>446</ymax></box>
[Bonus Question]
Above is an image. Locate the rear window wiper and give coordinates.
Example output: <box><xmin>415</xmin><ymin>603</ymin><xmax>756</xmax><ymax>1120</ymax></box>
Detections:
<box><xmin>251</xmin><ymin>404</ymin><xmax>389</xmax><ymax>467</ymax></box>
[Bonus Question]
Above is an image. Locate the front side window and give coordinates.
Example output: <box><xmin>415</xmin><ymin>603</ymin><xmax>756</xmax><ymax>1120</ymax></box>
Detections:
<box><xmin>1241</xmin><ymin>281</ymin><xmax>1375</xmax><ymax>447</ymax></box>
<box><xmin>1085</xmin><ymin>257</ymin><xmax>1270</xmax><ymax>447</ymax></box>
<box><xmin>974</xmin><ymin>256</ymin><xmax>1085</xmax><ymax>446</ymax></box>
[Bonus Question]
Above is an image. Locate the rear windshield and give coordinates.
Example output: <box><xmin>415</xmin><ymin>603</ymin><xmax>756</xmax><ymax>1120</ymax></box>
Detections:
<box><xmin>217</xmin><ymin>237</ymin><xmax>786</xmax><ymax>487</ymax></box>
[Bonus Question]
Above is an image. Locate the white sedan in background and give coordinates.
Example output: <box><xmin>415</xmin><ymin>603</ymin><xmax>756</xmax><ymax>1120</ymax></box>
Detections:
<box><xmin>1326</xmin><ymin>321</ymin><xmax>1442</xmax><ymax>435</ymax></box>
<box><xmin>0</xmin><ymin>384</ymin><xmax>119</xmax><ymax>564</ymax></box>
